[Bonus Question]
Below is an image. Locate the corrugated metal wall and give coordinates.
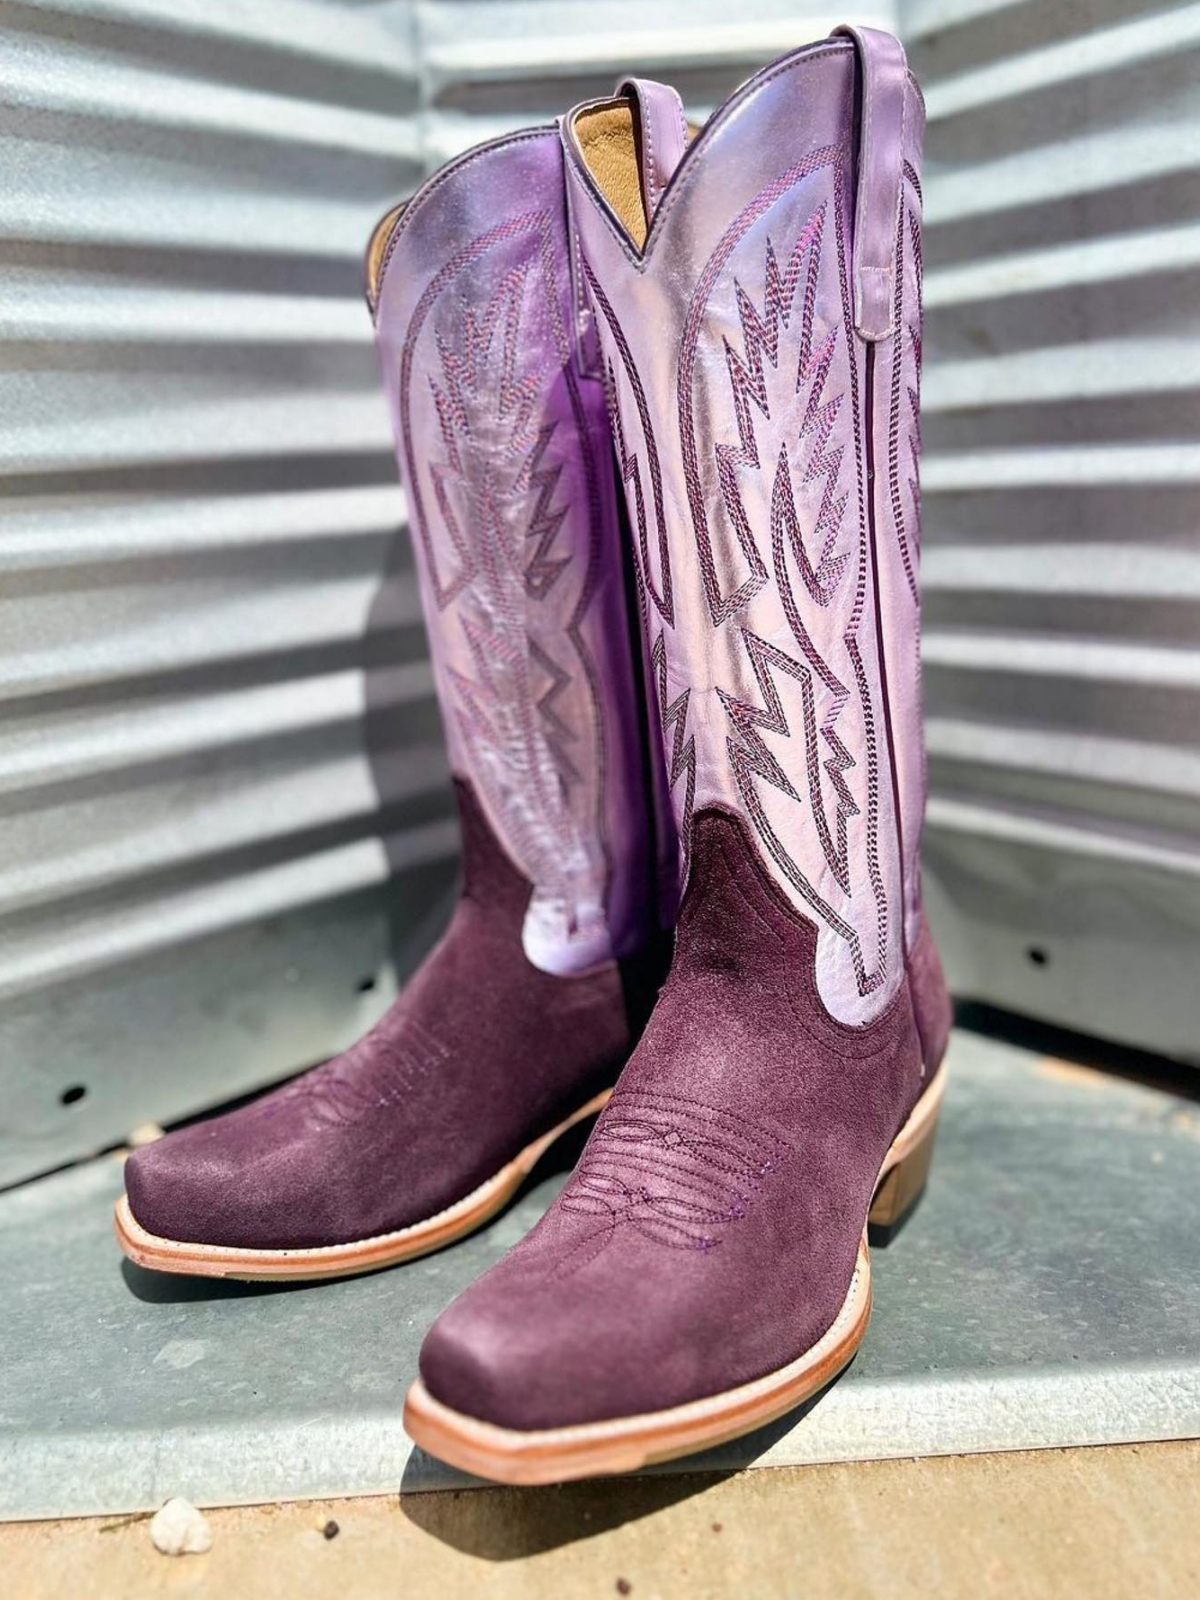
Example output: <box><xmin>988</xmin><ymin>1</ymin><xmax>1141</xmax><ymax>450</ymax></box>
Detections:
<box><xmin>910</xmin><ymin>0</ymin><xmax>1200</xmax><ymax>1063</ymax></box>
<box><xmin>413</xmin><ymin>2</ymin><xmax>897</xmax><ymax>156</ymax></box>
<box><xmin>3</xmin><ymin>0</ymin><xmax>1196</xmax><ymax>1187</ymax></box>
<box><xmin>0</xmin><ymin>0</ymin><xmax>457</xmax><ymax>1187</ymax></box>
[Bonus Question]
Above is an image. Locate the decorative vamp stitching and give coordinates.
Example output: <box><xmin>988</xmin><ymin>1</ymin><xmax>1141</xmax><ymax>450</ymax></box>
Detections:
<box><xmin>397</xmin><ymin>205</ymin><xmax>614</xmax><ymax>956</ymax></box>
<box><xmin>294</xmin><ymin>1019</ymin><xmax>452</xmax><ymax>1132</ymax></box>
<box><xmin>546</xmin><ymin>1087</ymin><xmax>789</xmax><ymax>1280</ymax></box>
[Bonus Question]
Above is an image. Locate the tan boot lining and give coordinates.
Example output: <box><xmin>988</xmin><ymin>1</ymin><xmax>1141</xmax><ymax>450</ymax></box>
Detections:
<box><xmin>573</xmin><ymin>103</ymin><xmax>648</xmax><ymax>249</ymax></box>
<box><xmin>365</xmin><ymin>200</ymin><xmax>408</xmax><ymax>309</ymax></box>
<box><xmin>373</xmin><ymin>105</ymin><xmax>698</xmax><ymax>301</ymax></box>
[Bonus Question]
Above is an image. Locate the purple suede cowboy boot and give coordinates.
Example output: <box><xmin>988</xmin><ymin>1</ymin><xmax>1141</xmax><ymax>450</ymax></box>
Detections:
<box><xmin>405</xmin><ymin>27</ymin><xmax>953</xmax><ymax>1479</ymax></box>
<box><xmin>114</xmin><ymin>102</ymin><xmax>687</xmax><ymax>1281</ymax></box>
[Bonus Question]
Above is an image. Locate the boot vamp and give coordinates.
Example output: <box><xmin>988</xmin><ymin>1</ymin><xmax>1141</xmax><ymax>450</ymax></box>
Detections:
<box><xmin>419</xmin><ymin>809</ymin><xmax>927</xmax><ymax>1429</ymax></box>
<box><xmin>125</xmin><ymin>896</ymin><xmax>628</xmax><ymax>1250</ymax></box>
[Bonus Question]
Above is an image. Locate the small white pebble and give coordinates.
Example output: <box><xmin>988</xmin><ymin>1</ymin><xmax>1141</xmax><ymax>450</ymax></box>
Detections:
<box><xmin>127</xmin><ymin>1123</ymin><xmax>166</xmax><ymax>1148</ymax></box>
<box><xmin>150</xmin><ymin>1497</ymin><xmax>212</xmax><ymax>1556</ymax></box>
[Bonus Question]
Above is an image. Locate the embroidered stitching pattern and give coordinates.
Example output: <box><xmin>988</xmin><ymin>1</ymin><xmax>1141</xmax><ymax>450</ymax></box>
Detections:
<box><xmin>678</xmin><ymin>146</ymin><xmax>839</xmax><ymax>625</ymax></box>
<box><xmin>902</xmin><ymin>166</ymin><xmax>926</xmax><ymax>893</ymax></box>
<box><xmin>379</xmin><ymin>127</ymin><xmax>555</xmax><ymax>298</ymax></box>
<box><xmin>401</xmin><ymin>215</ymin><xmax>545</xmax><ymax>610</ymax></box>
<box><xmin>652</xmin><ymin>630</ymin><xmax>696</xmax><ymax>874</ymax></box>
<box><xmin>567</xmin><ymin>56</ymin><xmax>921</xmax><ymax>1011</ymax></box>
<box><xmin>703</xmin><ymin>158</ymin><xmax>888</xmax><ymax>996</ymax></box>
<box><xmin>875</xmin><ymin>157</ymin><xmax>925</xmax><ymax>936</ymax></box>
<box><xmin>563</xmin><ymin>45</ymin><xmax>859</xmax><ymax>275</ymax></box>
<box><xmin>716</xmin><ymin>204</ymin><xmax>851</xmax><ymax>611</ymax></box>
<box><xmin>642</xmin><ymin>90</ymin><xmax>662</xmax><ymax>212</ymax></box>
<box><xmin>713</xmin><ymin>816</ymin><xmax>907</xmax><ymax>1059</ymax></box>
<box><xmin>834</xmin><ymin>164</ymin><xmax>891</xmax><ymax>993</ymax></box>
<box><xmin>886</xmin><ymin>182</ymin><xmax>920</xmax><ymax>606</ymax></box>
<box><xmin>399</xmin><ymin>206</ymin><xmax>613</xmax><ymax>952</ymax></box>
<box><xmin>298</xmin><ymin>1018</ymin><xmax>452</xmax><ymax>1131</ymax></box>
<box><xmin>548</xmin><ymin>1088</ymin><xmax>788</xmax><ymax>1278</ymax></box>
<box><xmin>904</xmin><ymin>164</ymin><xmax>924</xmax><ymax>585</ymax></box>
<box><xmin>581</xmin><ymin>254</ymin><xmax>675</xmax><ymax>624</ymax></box>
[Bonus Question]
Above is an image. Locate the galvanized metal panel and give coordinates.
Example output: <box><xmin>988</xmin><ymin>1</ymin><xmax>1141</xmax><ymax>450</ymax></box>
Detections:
<box><xmin>0</xmin><ymin>0</ymin><xmax>460</xmax><ymax>1187</ymax></box>
<box><xmin>909</xmin><ymin>0</ymin><xmax>1200</xmax><ymax>1061</ymax></box>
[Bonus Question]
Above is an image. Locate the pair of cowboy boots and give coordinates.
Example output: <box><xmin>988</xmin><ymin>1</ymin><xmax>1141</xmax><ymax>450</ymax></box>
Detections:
<box><xmin>116</xmin><ymin>24</ymin><xmax>951</xmax><ymax>1486</ymax></box>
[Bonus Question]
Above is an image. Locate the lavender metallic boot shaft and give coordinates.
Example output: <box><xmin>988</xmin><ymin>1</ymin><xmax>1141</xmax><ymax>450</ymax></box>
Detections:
<box><xmin>408</xmin><ymin>28</ymin><xmax>953</xmax><ymax>1479</ymax></box>
<box><xmin>371</xmin><ymin>125</ymin><xmax>679</xmax><ymax>972</ymax></box>
<box><xmin>116</xmin><ymin>115</ymin><xmax>684</xmax><ymax>1280</ymax></box>
<box><xmin>567</xmin><ymin>26</ymin><xmax>928</xmax><ymax>1021</ymax></box>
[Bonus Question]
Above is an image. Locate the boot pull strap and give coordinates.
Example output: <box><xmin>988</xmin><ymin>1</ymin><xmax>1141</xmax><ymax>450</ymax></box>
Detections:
<box><xmin>832</xmin><ymin>24</ymin><xmax>907</xmax><ymax>342</ymax></box>
<box><xmin>616</xmin><ymin>77</ymin><xmax>688</xmax><ymax>220</ymax></box>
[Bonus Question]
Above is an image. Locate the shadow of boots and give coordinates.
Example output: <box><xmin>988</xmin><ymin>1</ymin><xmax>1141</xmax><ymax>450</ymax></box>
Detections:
<box><xmin>397</xmin><ymin>1467</ymin><xmax>735</xmax><ymax>1560</ymax></box>
<box><xmin>397</xmin><ymin>1343</ymin><xmax>860</xmax><ymax>1558</ymax></box>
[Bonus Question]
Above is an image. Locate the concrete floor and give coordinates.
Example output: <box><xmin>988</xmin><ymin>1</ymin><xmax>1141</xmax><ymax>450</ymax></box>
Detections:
<box><xmin>5</xmin><ymin>1441</ymin><xmax>1199</xmax><ymax>1599</ymax></box>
